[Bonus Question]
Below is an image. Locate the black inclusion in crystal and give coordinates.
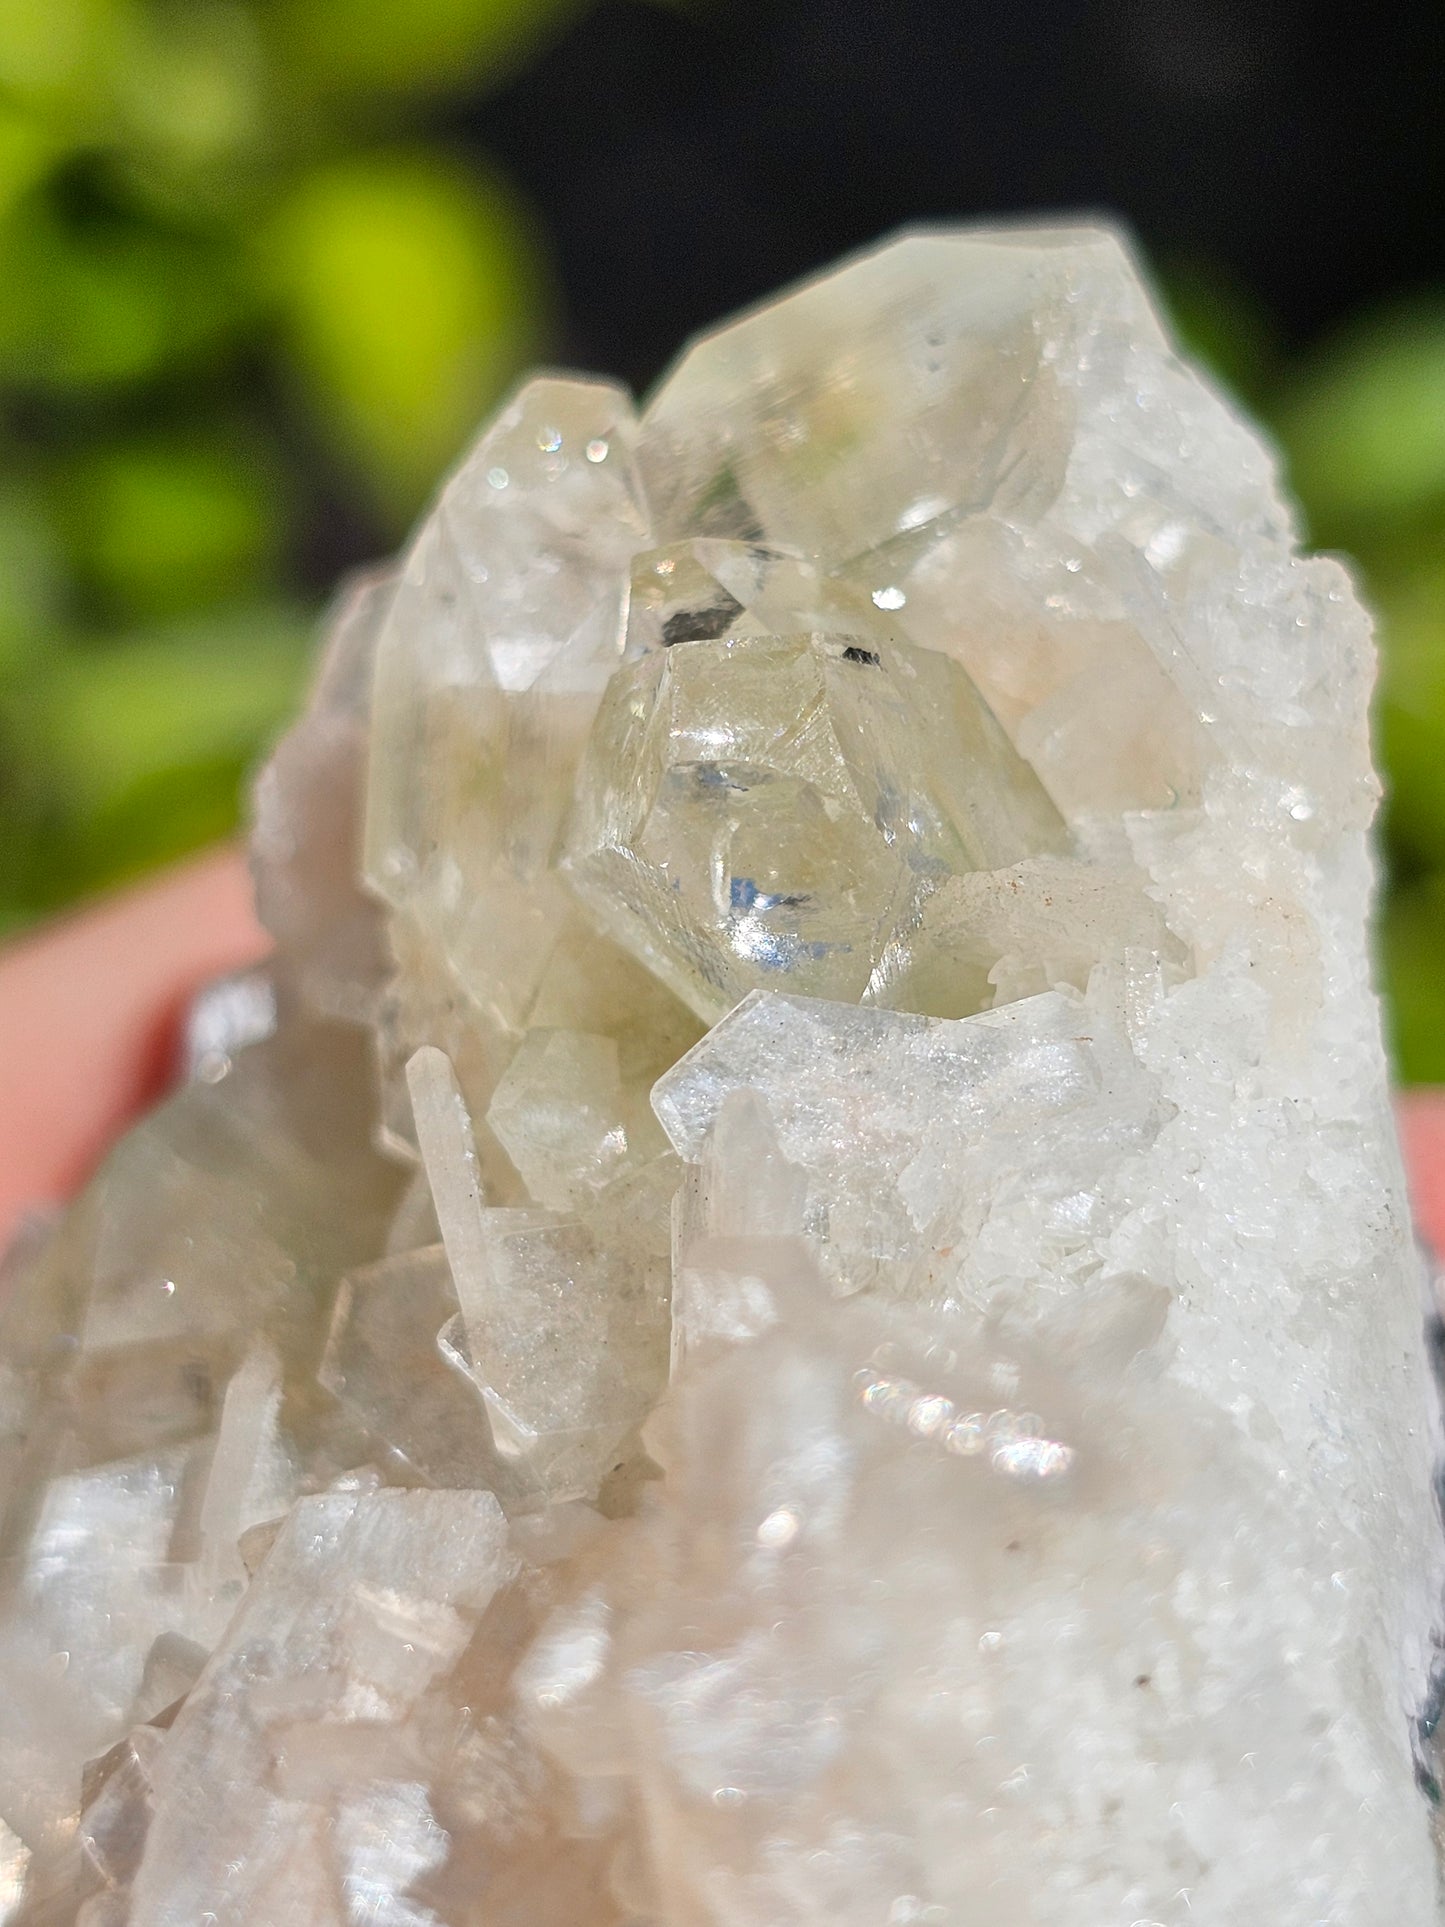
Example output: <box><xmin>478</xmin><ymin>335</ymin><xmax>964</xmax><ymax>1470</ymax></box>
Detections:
<box><xmin>662</xmin><ymin>595</ymin><xmax>744</xmax><ymax>646</ymax></box>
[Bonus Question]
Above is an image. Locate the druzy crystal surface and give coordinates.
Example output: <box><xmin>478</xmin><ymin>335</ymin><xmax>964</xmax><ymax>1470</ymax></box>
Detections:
<box><xmin>2</xmin><ymin>225</ymin><xmax>1442</xmax><ymax>1923</ymax></box>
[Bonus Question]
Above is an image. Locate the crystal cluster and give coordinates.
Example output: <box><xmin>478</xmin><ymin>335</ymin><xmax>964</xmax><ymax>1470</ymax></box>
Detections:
<box><xmin>2</xmin><ymin>225</ymin><xmax>1442</xmax><ymax>1924</ymax></box>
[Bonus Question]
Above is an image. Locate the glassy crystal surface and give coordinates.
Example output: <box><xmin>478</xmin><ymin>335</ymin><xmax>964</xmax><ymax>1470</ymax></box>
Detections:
<box><xmin>0</xmin><ymin>224</ymin><xmax>1440</xmax><ymax>1922</ymax></box>
<box><xmin>320</xmin><ymin>1244</ymin><xmax>517</xmax><ymax>1497</ymax></box>
<box><xmin>485</xmin><ymin>1028</ymin><xmax>630</xmax><ymax>1209</ymax></box>
<box><xmin>252</xmin><ymin>568</ymin><xmax>395</xmax><ymax>1027</ymax></box>
<box><xmin>563</xmin><ymin>627</ymin><xmax>1067</xmax><ymax>1021</ymax></box>
<box><xmin>654</xmin><ymin>985</ymin><xmax>1158</xmax><ymax>1300</ymax></box>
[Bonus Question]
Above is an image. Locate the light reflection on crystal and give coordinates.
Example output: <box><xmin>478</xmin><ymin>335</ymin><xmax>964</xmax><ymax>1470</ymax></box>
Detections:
<box><xmin>562</xmin><ymin>624</ymin><xmax>1068</xmax><ymax>1022</ymax></box>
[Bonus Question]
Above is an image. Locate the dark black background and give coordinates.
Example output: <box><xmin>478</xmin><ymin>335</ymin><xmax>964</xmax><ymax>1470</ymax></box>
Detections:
<box><xmin>468</xmin><ymin>0</ymin><xmax>1442</xmax><ymax>389</ymax></box>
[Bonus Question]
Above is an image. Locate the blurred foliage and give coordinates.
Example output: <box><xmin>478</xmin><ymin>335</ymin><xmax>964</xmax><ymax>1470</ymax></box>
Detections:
<box><xmin>0</xmin><ymin>2</ymin><xmax>1441</xmax><ymax>1083</ymax></box>
<box><xmin>264</xmin><ymin>150</ymin><xmax>540</xmax><ymax>517</ymax></box>
<box><xmin>0</xmin><ymin>0</ymin><xmax>565</xmax><ymax>931</ymax></box>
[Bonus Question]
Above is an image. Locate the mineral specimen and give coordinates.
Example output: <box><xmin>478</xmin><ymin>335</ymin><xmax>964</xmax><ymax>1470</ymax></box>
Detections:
<box><xmin>0</xmin><ymin>224</ymin><xmax>1441</xmax><ymax>1924</ymax></box>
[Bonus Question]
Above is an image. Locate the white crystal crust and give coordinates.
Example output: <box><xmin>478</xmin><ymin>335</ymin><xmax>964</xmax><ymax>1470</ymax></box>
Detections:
<box><xmin>0</xmin><ymin>222</ymin><xmax>1439</xmax><ymax>1926</ymax></box>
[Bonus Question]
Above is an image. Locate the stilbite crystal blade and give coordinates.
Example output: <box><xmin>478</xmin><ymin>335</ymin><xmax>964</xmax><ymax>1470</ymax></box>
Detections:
<box><xmin>405</xmin><ymin>1045</ymin><xmax>492</xmax><ymax>1345</ymax></box>
<box><xmin>126</xmin><ymin>1488</ymin><xmax>510</xmax><ymax>1926</ymax></box>
<box><xmin>252</xmin><ymin>568</ymin><xmax>395</xmax><ymax>1027</ymax></box>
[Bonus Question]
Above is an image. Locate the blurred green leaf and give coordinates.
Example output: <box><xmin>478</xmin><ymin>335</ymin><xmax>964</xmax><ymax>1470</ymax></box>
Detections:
<box><xmin>0</xmin><ymin>0</ymin><xmax>595</xmax><ymax>937</ymax></box>
<box><xmin>264</xmin><ymin>0</ymin><xmax>585</xmax><ymax>108</ymax></box>
<box><xmin>0</xmin><ymin>601</ymin><xmax>315</xmax><ymax>913</ymax></box>
<box><xmin>1272</xmin><ymin>300</ymin><xmax>1445</xmax><ymax>542</ymax></box>
<box><xmin>58</xmin><ymin>747</ymin><xmax>264</xmax><ymax>895</ymax></box>
<box><xmin>0</xmin><ymin>0</ymin><xmax>135</xmax><ymax>115</ymax></box>
<box><xmin>0</xmin><ymin>101</ymin><xmax>66</xmax><ymax>220</ymax></box>
<box><xmin>1374</xmin><ymin>564</ymin><xmax>1445</xmax><ymax>875</ymax></box>
<box><xmin>29</xmin><ymin>602</ymin><xmax>312</xmax><ymax>812</ymax></box>
<box><xmin>0</xmin><ymin>194</ymin><xmax>251</xmax><ymax>389</ymax></box>
<box><xmin>0</xmin><ymin>0</ymin><xmax>271</xmax><ymax>217</ymax></box>
<box><xmin>0</xmin><ymin>476</ymin><xmax>67</xmax><ymax>678</ymax></box>
<box><xmin>263</xmin><ymin>149</ymin><xmax>546</xmax><ymax>524</ymax></box>
<box><xmin>0</xmin><ymin>741</ymin><xmax>261</xmax><ymax>916</ymax></box>
<box><xmin>107</xmin><ymin>1</ymin><xmax>274</xmax><ymax>221</ymax></box>
<box><xmin>53</xmin><ymin>427</ymin><xmax>286</xmax><ymax>622</ymax></box>
<box><xmin>1157</xmin><ymin>257</ymin><xmax>1278</xmax><ymax>407</ymax></box>
<box><xmin>1381</xmin><ymin>881</ymin><xmax>1445</xmax><ymax>1084</ymax></box>
<box><xmin>119</xmin><ymin>4</ymin><xmax>265</xmax><ymax>157</ymax></box>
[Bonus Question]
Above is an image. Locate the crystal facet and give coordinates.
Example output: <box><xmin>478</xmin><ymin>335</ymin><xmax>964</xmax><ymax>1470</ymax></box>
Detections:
<box><xmin>562</xmin><ymin>625</ymin><xmax>1068</xmax><ymax>1021</ymax></box>
<box><xmin>0</xmin><ymin>224</ymin><xmax>1439</xmax><ymax>1923</ymax></box>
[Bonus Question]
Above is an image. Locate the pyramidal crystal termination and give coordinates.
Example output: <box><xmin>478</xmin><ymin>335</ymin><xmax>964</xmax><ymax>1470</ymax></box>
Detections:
<box><xmin>1</xmin><ymin>225</ymin><xmax>1441</xmax><ymax>1924</ymax></box>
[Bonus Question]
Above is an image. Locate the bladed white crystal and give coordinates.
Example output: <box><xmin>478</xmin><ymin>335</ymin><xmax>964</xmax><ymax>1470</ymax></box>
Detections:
<box><xmin>125</xmin><ymin>1487</ymin><xmax>510</xmax><ymax>1926</ymax></box>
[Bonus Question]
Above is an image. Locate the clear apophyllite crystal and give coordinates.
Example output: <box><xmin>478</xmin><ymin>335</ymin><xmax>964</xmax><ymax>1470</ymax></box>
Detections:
<box><xmin>0</xmin><ymin>224</ymin><xmax>1440</xmax><ymax>1923</ymax></box>
<box><xmin>562</xmin><ymin>624</ymin><xmax>1068</xmax><ymax>1020</ymax></box>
